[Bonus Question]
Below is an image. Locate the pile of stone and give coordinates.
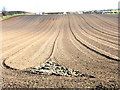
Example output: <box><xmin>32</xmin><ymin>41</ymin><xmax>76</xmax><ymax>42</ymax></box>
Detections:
<box><xmin>26</xmin><ymin>59</ymin><xmax>95</xmax><ymax>78</ymax></box>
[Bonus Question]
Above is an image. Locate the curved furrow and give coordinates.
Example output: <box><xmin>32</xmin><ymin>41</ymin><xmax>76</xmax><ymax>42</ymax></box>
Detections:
<box><xmin>3</xmin><ymin>16</ymin><xmax>53</xmax><ymax>46</ymax></box>
<box><xmin>71</xmin><ymin>15</ymin><xmax>118</xmax><ymax>50</ymax></box>
<box><xmin>2</xmin><ymin>16</ymin><xmax>46</xmax><ymax>43</ymax></box>
<box><xmin>2</xmin><ymin>16</ymin><xmax>36</xmax><ymax>41</ymax></box>
<box><xmin>23</xmin><ymin>16</ymin><xmax>61</xmax><ymax>70</ymax></box>
<box><xmin>2</xmin><ymin>16</ymin><xmax>56</xmax><ymax>61</ymax></box>
<box><xmin>68</xmin><ymin>15</ymin><xmax>119</xmax><ymax>61</ymax></box>
<box><xmin>2</xmin><ymin>16</ymin><xmax>47</xmax><ymax>41</ymax></box>
<box><xmin>2</xmin><ymin>15</ymin><xmax>61</xmax><ymax>70</ymax></box>
<box><xmin>2</xmin><ymin>16</ymin><xmax>35</xmax><ymax>31</ymax></box>
<box><xmin>89</xmin><ymin>14</ymin><xmax>118</xmax><ymax>29</ymax></box>
<box><xmin>1</xmin><ymin>16</ymin><xmax>28</xmax><ymax>26</ymax></box>
<box><xmin>67</xmin><ymin>16</ymin><xmax>118</xmax><ymax>78</ymax></box>
<box><xmin>87</xmin><ymin>15</ymin><xmax>118</xmax><ymax>33</ymax></box>
<box><xmin>51</xmin><ymin>15</ymin><xmax>118</xmax><ymax>81</ymax></box>
<box><xmin>80</xmin><ymin>15</ymin><xmax>118</xmax><ymax>38</ymax></box>
<box><xmin>2</xmin><ymin>18</ymin><xmax>47</xmax><ymax>46</ymax></box>
<box><xmin>69</xmin><ymin>15</ymin><xmax>118</xmax><ymax>56</ymax></box>
<box><xmin>50</xmin><ymin>15</ymin><xmax>84</xmax><ymax>70</ymax></box>
<box><xmin>2</xmin><ymin>15</ymin><xmax>119</xmax><ymax>88</ymax></box>
<box><xmin>92</xmin><ymin>14</ymin><xmax>118</xmax><ymax>28</ymax></box>
<box><xmin>3</xmin><ymin>15</ymin><xmax>55</xmax><ymax>42</ymax></box>
<box><xmin>74</xmin><ymin>15</ymin><xmax>119</xmax><ymax>47</ymax></box>
<box><xmin>2</xmin><ymin>16</ymin><xmax>55</xmax><ymax>52</ymax></box>
<box><xmin>77</xmin><ymin>15</ymin><xmax>118</xmax><ymax>42</ymax></box>
<box><xmin>1</xmin><ymin>15</ymin><xmax>54</xmax><ymax>55</ymax></box>
<box><xmin>95</xmin><ymin>14</ymin><xmax>118</xmax><ymax>24</ymax></box>
<box><xmin>82</xmin><ymin>15</ymin><xmax>118</xmax><ymax>34</ymax></box>
<box><xmin>3</xmin><ymin>27</ymin><xmax>59</xmax><ymax>70</ymax></box>
<box><xmin>70</xmin><ymin>15</ymin><xmax>118</xmax><ymax>58</ymax></box>
<box><xmin>52</xmin><ymin>15</ymin><xmax>94</xmax><ymax>71</ymax></box>
<box><xmin>77</xmin><ymin>16</ymin><xmax>118</xmax><ymax>45</ymax></box>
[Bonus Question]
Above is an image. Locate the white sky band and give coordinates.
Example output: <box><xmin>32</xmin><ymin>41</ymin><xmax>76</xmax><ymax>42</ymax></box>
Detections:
<box><xmin>0</xmin><ymin>0</ymin><xmax>119</xmax><ymax>13</ymax></box>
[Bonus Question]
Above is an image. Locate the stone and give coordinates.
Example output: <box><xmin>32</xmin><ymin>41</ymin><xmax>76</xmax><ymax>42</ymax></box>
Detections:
<box><xmin>67</xmin><ymin>71</ymin><xmax>71</xmax><ymax>75</ymax></box>
<box><xmin>44</xmin><ymin>65</ymin><xmax>50</xmax><ymax>67</ymax></box>
<box><xmin>41</xmin><ymin>67</ymin><xmax>50</xmax><ymax>70</ymax></box>
<box><xmin>32</xmin><ymin>67</ymin><xmax>36</xmax><ymax>69</ymax></box>
<box><xmin>28</xmin><ymin>59</ymin><xmax>95</xmax><ymax>78</ymax></box>
<box><xmin>89</xmin><ymin>75</ymin><xmax>95</xmax><ymax>78</ymax></box>
<box><xmin>55</xmin><ymin>66</ymin><xmax>60</xmax><ymax>70</ymax></box>
<box><xmin>55</xmin><ymin>63</ymin><xmax>60</xmax><ymax>66</ymax></box>
<box><xmin>51</xmin><ymin>73</ymin><xmax>61</xmax><ymax>76</ymax></box>
<box><xmin>61</xmin><ymin>67</ymin><xmax>65</xmax><ymax>70</ymax></box>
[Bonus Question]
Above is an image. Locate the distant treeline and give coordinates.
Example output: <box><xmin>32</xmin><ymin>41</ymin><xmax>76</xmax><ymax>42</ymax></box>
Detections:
<box><xmin>42</xmin><ymin>12</ymin><xmax>64</xmax><ymax>15</ymax></box>
<box><xmin>2</xmin><ymin>11</ymin><xmax>27</xmax><ymax>16</ymax></box>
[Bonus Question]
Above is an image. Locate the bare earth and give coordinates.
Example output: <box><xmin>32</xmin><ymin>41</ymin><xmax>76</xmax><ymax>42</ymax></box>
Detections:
<box><xmin>1</xmin><ymin>14</ymin><xmax>119</xmax><ymax>88</ymax></box>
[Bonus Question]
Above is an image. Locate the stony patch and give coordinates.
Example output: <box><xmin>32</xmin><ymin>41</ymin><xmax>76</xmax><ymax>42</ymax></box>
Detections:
<box><xmin>25</xmin><ymin>59</ymin><xmax>95</xmax><ymax>78</ymax></box>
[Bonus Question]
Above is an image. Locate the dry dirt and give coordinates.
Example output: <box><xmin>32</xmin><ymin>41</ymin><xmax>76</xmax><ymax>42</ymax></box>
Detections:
<box><xmin>1</xmin><ymin>14</ymin><xmax>119</xmax><ymax>88</ymax></box>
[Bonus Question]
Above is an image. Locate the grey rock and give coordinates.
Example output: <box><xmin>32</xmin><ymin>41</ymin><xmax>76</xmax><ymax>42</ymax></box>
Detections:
<box><xmin>44</xmin><ymin>64</ymin><xmax>50</xmax><ymax>67</ymax></box>
<box><xmin>89</xmin><ymin>75</ymin><xmax>95</xmax><ymax>78</ymax></box>
<box><xmin>28</xmin><ymin>59</ymin><xmax>95</xmax><ymax>78</ymax></box>
<box><xmin>41</xmin><ymin>67</ymin><xmax>50</xmax><ymax>70</ymax></box>
<box><xmin>55</xmin><ymin>63</ymin><xmax>60</xmax><ymax>66</ymax></box>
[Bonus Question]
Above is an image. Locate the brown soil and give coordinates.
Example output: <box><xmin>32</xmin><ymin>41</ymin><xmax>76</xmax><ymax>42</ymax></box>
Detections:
<box><xmin>1</xmin><ymin>14</ymin><xmax>119</xmax><ymax>88</ymax></box>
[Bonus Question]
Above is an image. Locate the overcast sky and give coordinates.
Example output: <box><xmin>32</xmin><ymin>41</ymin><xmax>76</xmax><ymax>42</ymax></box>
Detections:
<box><xmin>0</xmin><ymin>0</ymin><xmax>119</xmax><ymax>13</ymax></box>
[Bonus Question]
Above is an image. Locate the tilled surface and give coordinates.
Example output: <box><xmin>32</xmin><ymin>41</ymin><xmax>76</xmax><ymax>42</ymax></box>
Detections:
<box><xmin>1</xmin><ymin>14</ymin><xmax>119</xmax><ymax>88</ymax></box>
